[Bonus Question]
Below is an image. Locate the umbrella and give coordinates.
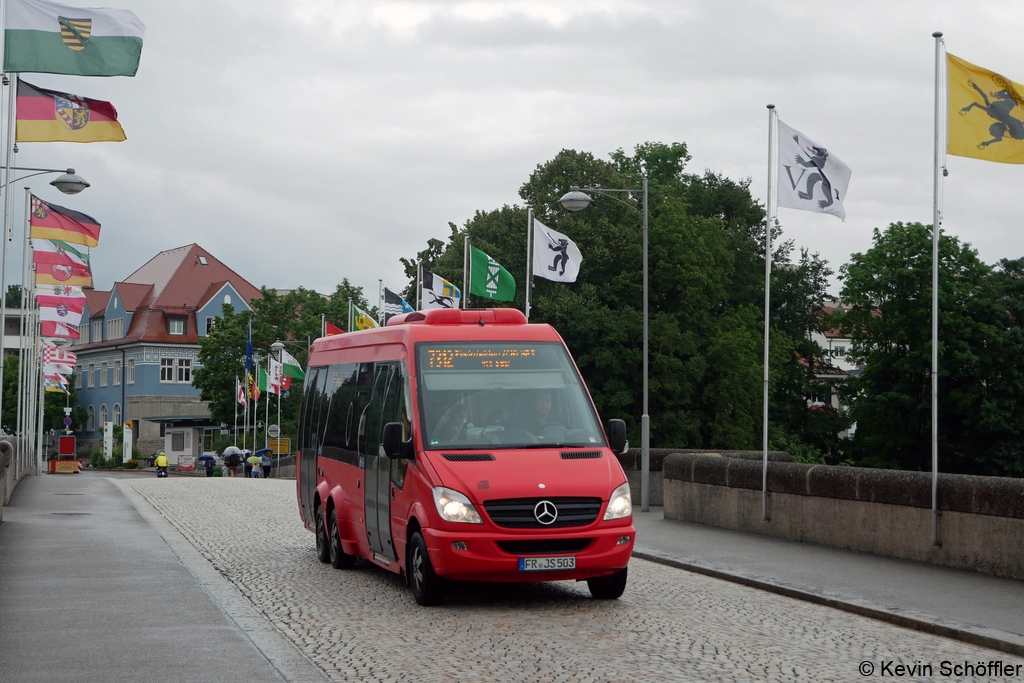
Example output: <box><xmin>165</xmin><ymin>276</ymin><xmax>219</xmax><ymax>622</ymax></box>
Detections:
<box><xmin>254</xmin><ymin>448</ymin><xmax>272</xmax><ymax>457</ymax></box>
<box><xmin>246</xmin><ymin>455</ymin><xmax>262</xmax><ymax>465</ymax></box>
<box><xmin>197</xmin><ymin>454</ymin><xmax>216</xmax><ymax>463</ymax></box>
<box><xmin>222</xmin><ymin>446</ymin><xmax>241</xmax><ymax>456</ymax></box>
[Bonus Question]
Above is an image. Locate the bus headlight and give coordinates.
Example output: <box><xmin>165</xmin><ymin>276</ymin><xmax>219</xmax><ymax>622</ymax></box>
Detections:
<box><xmin>432</xmin><ymin>487</ymin><xmax>483</xmax><ymax>524</ymax></box>
<box><xmin>603</xmin><ymin>482</ymin><xmax>632</xmax><ymax>520</ymax></box>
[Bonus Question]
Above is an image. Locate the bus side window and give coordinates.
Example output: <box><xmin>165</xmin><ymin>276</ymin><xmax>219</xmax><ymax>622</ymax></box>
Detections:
<box><xmin>322</xmin><ymin>363</ymin><xmax>359</xmax><ymax>465</ymax></box>
<box><xmin>386</xmin><ymin>365</ymin><xmax>411</xmax><ymax>489</ymax></box>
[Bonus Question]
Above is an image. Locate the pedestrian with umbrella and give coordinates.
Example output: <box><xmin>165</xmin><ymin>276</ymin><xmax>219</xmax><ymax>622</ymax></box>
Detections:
<box><xmin>222</xmin><ymin>446</ymin><xmax>242</xmax><ymax>478</ymax></box>
<box><xmin>255</xmin><ymin>448</ymin><xmax>273</xmax><ymax>479</ymax></box>
<box><xmin>198</xmin><ymin>454</ymin><xmax>217</xmax><ymax>477</ymax></box>
<box><xmin>247</xmin><ymin>452</ymin><xmax>262</xmax><ymax>478</ymax></box>
<box><xmin>241</xmin><ymin>449</ymin><xmax>254</xmax><ymax>478</ymax></box>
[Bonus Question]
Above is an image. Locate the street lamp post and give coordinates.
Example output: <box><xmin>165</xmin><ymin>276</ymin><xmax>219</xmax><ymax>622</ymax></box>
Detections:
<box><xmin>1</xmin><ymin>168</ymin><xmax>91</xmax><ymax>475</ymax></box>
<box><xmin>558</xmin><ymin>178</ymin><xmax>650</xmax><ymax>512</ymax></box>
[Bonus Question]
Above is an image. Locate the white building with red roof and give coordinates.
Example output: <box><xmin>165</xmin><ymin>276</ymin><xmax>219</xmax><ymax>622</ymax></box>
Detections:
<box><xmin>72</xmin><ymin>244</ymin><xmax>261</xmax><ymax>461</ymax></box>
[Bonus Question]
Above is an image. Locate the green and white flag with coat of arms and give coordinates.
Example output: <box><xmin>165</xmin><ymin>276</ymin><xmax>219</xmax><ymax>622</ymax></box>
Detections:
<box><xmin>469</xmin><ymin>246</ymin><xmax>515</xmax><ymax>301</ymax></box>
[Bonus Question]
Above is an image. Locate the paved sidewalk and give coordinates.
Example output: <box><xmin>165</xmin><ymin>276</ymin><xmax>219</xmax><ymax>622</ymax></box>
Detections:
<box><xmin>631</xmin><ymin>506</ymin><xmax>1024</xmax><ymax>655</ymax></box>
<box><xmin>0</xmin><ymin>470</ymin><xmax>326</xmax><ymax>683</ymax></box>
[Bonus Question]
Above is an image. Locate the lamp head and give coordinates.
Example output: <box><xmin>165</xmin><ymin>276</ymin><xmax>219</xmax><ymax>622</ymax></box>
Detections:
<box><xmin>50</xmin><ymin>170</ymin><xmax>90</xmax><ymax>195</ymax></box>
<box><xmin>558</xmin><ymin>189</ymin><xmax>593</xmax><ymax>212</ymax></box>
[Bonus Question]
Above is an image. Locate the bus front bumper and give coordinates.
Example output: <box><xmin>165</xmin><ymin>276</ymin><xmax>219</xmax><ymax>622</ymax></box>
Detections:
<box><xmin>422</xmin><ymin>520</ymin><xmax>635</xmax><ymax>582</ymax></box>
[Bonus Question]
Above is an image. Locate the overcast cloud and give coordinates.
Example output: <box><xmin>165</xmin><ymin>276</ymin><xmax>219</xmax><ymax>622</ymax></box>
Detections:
<box><xmin>7</xmin><ymin>0</ymin><xmax>1024</xmax><ymax>302</ymax></box>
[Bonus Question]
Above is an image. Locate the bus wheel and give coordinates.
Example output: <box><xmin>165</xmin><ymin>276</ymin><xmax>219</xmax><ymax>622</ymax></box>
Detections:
<box><xmin>587</xmin><ymin>568</ymin><xmax>628</xmax><ymax>599</ymax></box>
<box><xmin>408</xmin><ymin>532</ymin><xmax>445</xmax><ymax>606</ymax></box>
<box><xmin>329</xmin><ymin>508</ymin><xmax>356</xmax><ymax>569</ymax></box>
<box><xmin>315</xmin><ymin>505</ymin><xmax>330</xmax><ymax>564</ymax></box>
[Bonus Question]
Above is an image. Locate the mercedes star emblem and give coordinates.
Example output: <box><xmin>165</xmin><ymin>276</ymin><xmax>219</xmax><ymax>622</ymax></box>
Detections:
<box><xmin>534</xmin><ymin>500</ymin><xmax>558</xmax><ymax>525</ymax></box>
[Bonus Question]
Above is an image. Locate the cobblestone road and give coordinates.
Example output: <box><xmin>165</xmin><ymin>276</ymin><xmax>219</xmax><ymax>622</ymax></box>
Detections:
<box><xmin>130</xmin><ymin>478</ymin><xmax>1022</xmax><ymax>682</ymax></box>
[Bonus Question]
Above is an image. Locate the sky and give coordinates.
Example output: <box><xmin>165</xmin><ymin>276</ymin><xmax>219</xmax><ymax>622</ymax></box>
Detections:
<box><xmin>6</xmin><ymin>0</ymin><xmax>1024</xmax><ymax>303</ymax></box>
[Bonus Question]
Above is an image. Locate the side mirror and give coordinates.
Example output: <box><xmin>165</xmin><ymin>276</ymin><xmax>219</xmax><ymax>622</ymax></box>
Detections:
<box><xmin>607</xmin><ymin>419</ymin><xmax>629</xmax><ymax>455</ymax></box>
<box><xmin>382</xmin><ymin>422</ymin><xmax>403</xmax><ymax>458</ymax></box>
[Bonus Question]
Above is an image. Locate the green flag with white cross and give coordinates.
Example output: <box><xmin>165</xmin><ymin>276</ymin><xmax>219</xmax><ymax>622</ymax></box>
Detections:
<box><xmin>469</xmin><ymin>246</ymin><xmax>516</xmax><ymax>302</ymax></box>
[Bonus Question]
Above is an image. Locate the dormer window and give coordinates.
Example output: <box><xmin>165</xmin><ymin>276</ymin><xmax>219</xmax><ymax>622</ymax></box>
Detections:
<box><xmin>168</xmin><ymin>318</ymin><xmax>185</xmax><ymax>335</ymax></box>
<box><xmin>198</xmin><ymin>256</ymin><xmax>208</xmax><ymax>265</ymax></box>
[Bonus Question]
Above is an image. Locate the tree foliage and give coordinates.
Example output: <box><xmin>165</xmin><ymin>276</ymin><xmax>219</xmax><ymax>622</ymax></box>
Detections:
<box><xmin>193</xmin><ymin>282</ymin><xmax>373</xmax><ymax>438</ymax></box>
<box><xmin>836</xmin><ymin>222</ymin><xmax>1024</xmax><ymax>476</ymax></box>
<box><xmin>399</xmin><ymin>143</ymin><xmax>845</xmax><ymax>456</ymax></box>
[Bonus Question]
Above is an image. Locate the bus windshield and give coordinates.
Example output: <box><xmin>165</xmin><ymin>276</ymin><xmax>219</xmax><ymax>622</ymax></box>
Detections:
<box><xmin>417</xmin><ymin>341</ymin><xmax>606</xmax><ymax>450</ymax></box>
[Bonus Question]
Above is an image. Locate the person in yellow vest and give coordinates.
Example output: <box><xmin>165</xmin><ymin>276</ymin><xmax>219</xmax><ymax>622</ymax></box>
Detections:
<box><xmin>154</xmin><ymin>451</ymin><xmax>169</xmax><ymax>478</ymax></box>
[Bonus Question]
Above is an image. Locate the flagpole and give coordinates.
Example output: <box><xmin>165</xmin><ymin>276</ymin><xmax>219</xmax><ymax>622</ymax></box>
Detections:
<box><xmin>321</xmin><ymin>313</ymin><xmax>325</xmax><ymax>339</ymax></box>
<box><xmin>763</xmin><ymin>104</ymin><xmax>779</xmax><ymax>521</ymax></box>
<box><xmin>234</xmin><ymin>375</ymin><xmax>239</xmax><ymax>448</ymax></box>
<box><xmin>463</xmin><ymin>235</ymin><xmax>470</xmax><ymax>310</ymax></box>
<box><xmin>416</xmin><ymin>261</ymin><xmax>422</xmax><ymax>310</ymax></box>
<box><xmin>0</xmin><ymin>74</ymin><xmax>17</xmax><ymax>439</ymax></box>
<box><xmin>18</xmin><ymin>189</ymin><xmax>31</xmax><ymax>470</ymax></box>
<box><xmin>264</xmin><ymin>360</ymin><xmax>270</xmax><ymax>452</ymax></box>
<box><xmin>378</xmin><ymin>279</ymin><xmax>383</xmax><ymax>326</ymax></box>
<box><xmin>931</xmin><ymin>31</ymin><xmax>945</xmax><ymax>547</ymax></box>
<box><xmin>347</xmin><ymin>298</ymin><xmax>352</xmax><ymax>332</ymax></box>
<box><xmin>525</xmin><ymin>207</ymin><xmax>533</xmax><ymax>321</ymax></box>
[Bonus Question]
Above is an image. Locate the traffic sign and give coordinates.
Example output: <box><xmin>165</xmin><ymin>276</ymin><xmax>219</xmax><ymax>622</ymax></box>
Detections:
<box><xmin>268</xmin><ymin>438</ymin><xmax>290</xmax><ymax>455</ymax></box>
<box><xmin>63</xmin><ymin>417</ymin><xmax>72</xmax><ymax>426</ymax></box>
<box><xmin>267</xmin><ymin>423</ymin><xmax>280</xmax><ymax>438</ymax></box>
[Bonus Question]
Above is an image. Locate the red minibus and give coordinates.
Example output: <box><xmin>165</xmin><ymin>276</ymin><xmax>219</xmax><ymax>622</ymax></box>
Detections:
<box><xmin>295</xmin><ymin>307</ymin><xmax>635</xmax><ymax>605</ymax></box>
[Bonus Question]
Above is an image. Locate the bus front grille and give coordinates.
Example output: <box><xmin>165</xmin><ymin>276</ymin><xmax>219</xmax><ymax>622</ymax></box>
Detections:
<box><xmin>482</xmin><ymin>497</ymin><xmax>602</xmax><ymax>528</ymax></box>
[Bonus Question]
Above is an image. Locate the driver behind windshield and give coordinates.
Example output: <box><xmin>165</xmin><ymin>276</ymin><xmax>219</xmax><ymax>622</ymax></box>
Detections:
<box><xmin>434</xmin><ymin>402</ymin><xmax>470</xmax><ymax>442</ymax></box>
<box><xmin>514</xmin><ymin>390</ymin><xmax>554</xmax><ymax>434</ymax></box>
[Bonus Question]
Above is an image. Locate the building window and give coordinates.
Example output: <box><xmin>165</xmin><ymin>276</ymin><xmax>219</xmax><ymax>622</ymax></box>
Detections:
<box><xmin>92</xmin><ymin>320</ymin><xmax>102</xmax><ymax>342</ymax></box>
<box><xmin>94</xmin><ymin>365</ymin><xmax>100</xmax><ymax>388</ymax></box>
<box><xmin>160</xmin><ymin>358</ymin><xmax>175</xmax><ymax>382</ymax></box>
<box><xmin>113</xmin><ymin>360</ymin><xmax>121</xmax><ymax>386</ymax></box>
<box><xmin>177</xmin><ymin>358</ymin><xmax>192</xmax><ymax>383</ymax></box>
<box><xmin>168</xmin><ymin>318</ymin><xmax>185</xmax><ymax>335</ymax></box>
<box><xmin>76</xmin><ymin>366</ymin><xmax>83</xmax><ymax>389</ymax></box>
<box><xmin>106</xmin><ymin>318</ymin><xmax>123</xmax><ymax>339</ymax></box>
<box><xmin>77</xmin><ymin>324</ymin><xmax>88</xmax><ymax>344</ymax></box>
<box><xmin>113</xmin><ymin>403</ymin><xmax>121</xmax><ymax>425</ymax></box>
<box><xmin>127</xmin><ymin>358</ymin><xmax>135</xmax><ymax>384</ymax></box>
<box><xmin>87</xmin><ymin>406</ymin><xmax>95</xmax><ymax>432</ymax></box>
<box><xmin>206</xmin><ymin>316</ymin><xmax>216</xmax><ymax>335</ymax></box>
<box><xmin>87</xmin><ymin>364</ymin><xmax>95</xmax><ymax>388</ymax></box>
<box><xmin>171</xmin><ymin>432</ymin><xmax>185</xmax><ymax>451</ymax></box>
<box><xmin>100</xmin><ymin>404</ymin><xmax>108</xmax><ymax>426</ymax></box>
<box><xmin>100</xmin><ymin>361</ymin><xmax>108</xmax><ymax>387</ymax></box>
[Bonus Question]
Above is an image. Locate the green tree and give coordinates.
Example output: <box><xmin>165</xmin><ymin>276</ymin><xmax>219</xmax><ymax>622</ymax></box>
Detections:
<box><xmin>400</xmin><ymin>142</ymin><xmax>839</xmax><ymax>453</ymax></box>
<box><xmin>194</xmin><ymin>282</ymin><xmax>374</xmax><ymax>444</ymax></box>
<box><xmin>5</xmin><ymin>284</ymin><xmax>23</xmax><ymax>308</ymax></box>
<box><xmin>836</xmin><ymin>222</ymin><xmax>1020</xmax><ymax>475</ymax></box>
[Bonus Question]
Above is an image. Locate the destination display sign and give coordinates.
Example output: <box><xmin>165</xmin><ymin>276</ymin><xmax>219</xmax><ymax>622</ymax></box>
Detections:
<box><xmin>422</xmin><ymin>345</ymin><xmax>541</xmax><ymax>371</ymax></box>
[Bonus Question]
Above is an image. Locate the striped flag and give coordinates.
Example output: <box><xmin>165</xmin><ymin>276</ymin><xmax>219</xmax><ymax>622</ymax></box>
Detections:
<box><xmin>4</xmin><ymin>0</ymin><xmax>145</xmax><ymax>77</ymax></box>
<box><xmin>32</xmin><ymin>238</ymin><xmax>92</xmax><ymax>286</ymax></box>
<box><xmin>17</xmin><ymin>79</ymin><xmax>125</xmax><ymax>142</ymax></box>
<box><xmin>30</xmin><ymin>195</ymin><xmax>101</xmax><ymax>247</ymax></box>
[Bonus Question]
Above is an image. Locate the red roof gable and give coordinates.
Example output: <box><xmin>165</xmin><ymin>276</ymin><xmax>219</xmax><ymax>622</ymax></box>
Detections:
<box><xmin>123</xmin><ymin>244</ymin><xmax>261</xmax><ymax>309</ymax></box>
<box><xmin>84</xmin><ymin>289</ymin><xmax>110</xmax><ymax>319</ymax></box>
<box><xmin>73</xmin><ymin>244</ymin><xmax>260</xmax><ymax>349</ymax></box>
<box><xmin>113</xmin><ymin>282</ymin><xmax>154</xmax><ymax>313</ymax></box>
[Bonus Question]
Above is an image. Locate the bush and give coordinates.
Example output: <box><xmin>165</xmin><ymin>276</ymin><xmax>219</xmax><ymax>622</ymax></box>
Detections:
<box><xmin>213</xmin><ymin>466</ymin><xmax>223</xmax><ymax>477</ymax></box>
<box><xmin>124</xmin><ymin>459</ymin><xmax>138</xmax><ymax>470</ymax></box>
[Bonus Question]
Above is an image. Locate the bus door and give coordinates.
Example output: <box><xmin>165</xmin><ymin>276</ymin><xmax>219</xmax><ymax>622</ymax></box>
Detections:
<box><xmin>363</xmin><ymin>362</ymin><xmax>402</xmax><ymax>563</ymax></box>
<box><xmin>298</xmin><ymin>367</ymin><xmax>326</xmax><ymax>525</ymax></box>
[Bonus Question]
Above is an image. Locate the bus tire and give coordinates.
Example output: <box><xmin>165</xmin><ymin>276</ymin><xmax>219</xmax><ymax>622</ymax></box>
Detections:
<box><xmin>408</xmin><ymin>531</ymin><xmax>445</xmax><ymax>606</ymax></box>
<box><xmin>587</xmin><ymin>567</ymin><xmax>627</xmax><ymax>599</ymax></box>
<box><xmin>315</xmin><ymin>505</ymin><xmax>330</xmax><ymax>563</ymax></box>
<box><xmin>328</xmin><ymin>508</ymin><xmax>357</xmax><ymax>569</ymax></box>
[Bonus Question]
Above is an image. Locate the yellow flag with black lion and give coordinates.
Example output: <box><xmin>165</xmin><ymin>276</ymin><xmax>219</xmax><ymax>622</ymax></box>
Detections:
<box><xmin>948</xmin><ymin>53</ymin><xmax>1024</xmax><ymax>164</ymax></box>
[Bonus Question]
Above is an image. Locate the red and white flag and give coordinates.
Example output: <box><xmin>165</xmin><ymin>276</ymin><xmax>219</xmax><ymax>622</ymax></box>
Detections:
<box><xmin>237</xmin><ymin>378</ymin><xmax>247</xmax><ymax>405</ymax></box>
<box><xmin>43</xmin><ymin>344</ymin><xmax>77</xmax><ymax>367</ymax></box>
